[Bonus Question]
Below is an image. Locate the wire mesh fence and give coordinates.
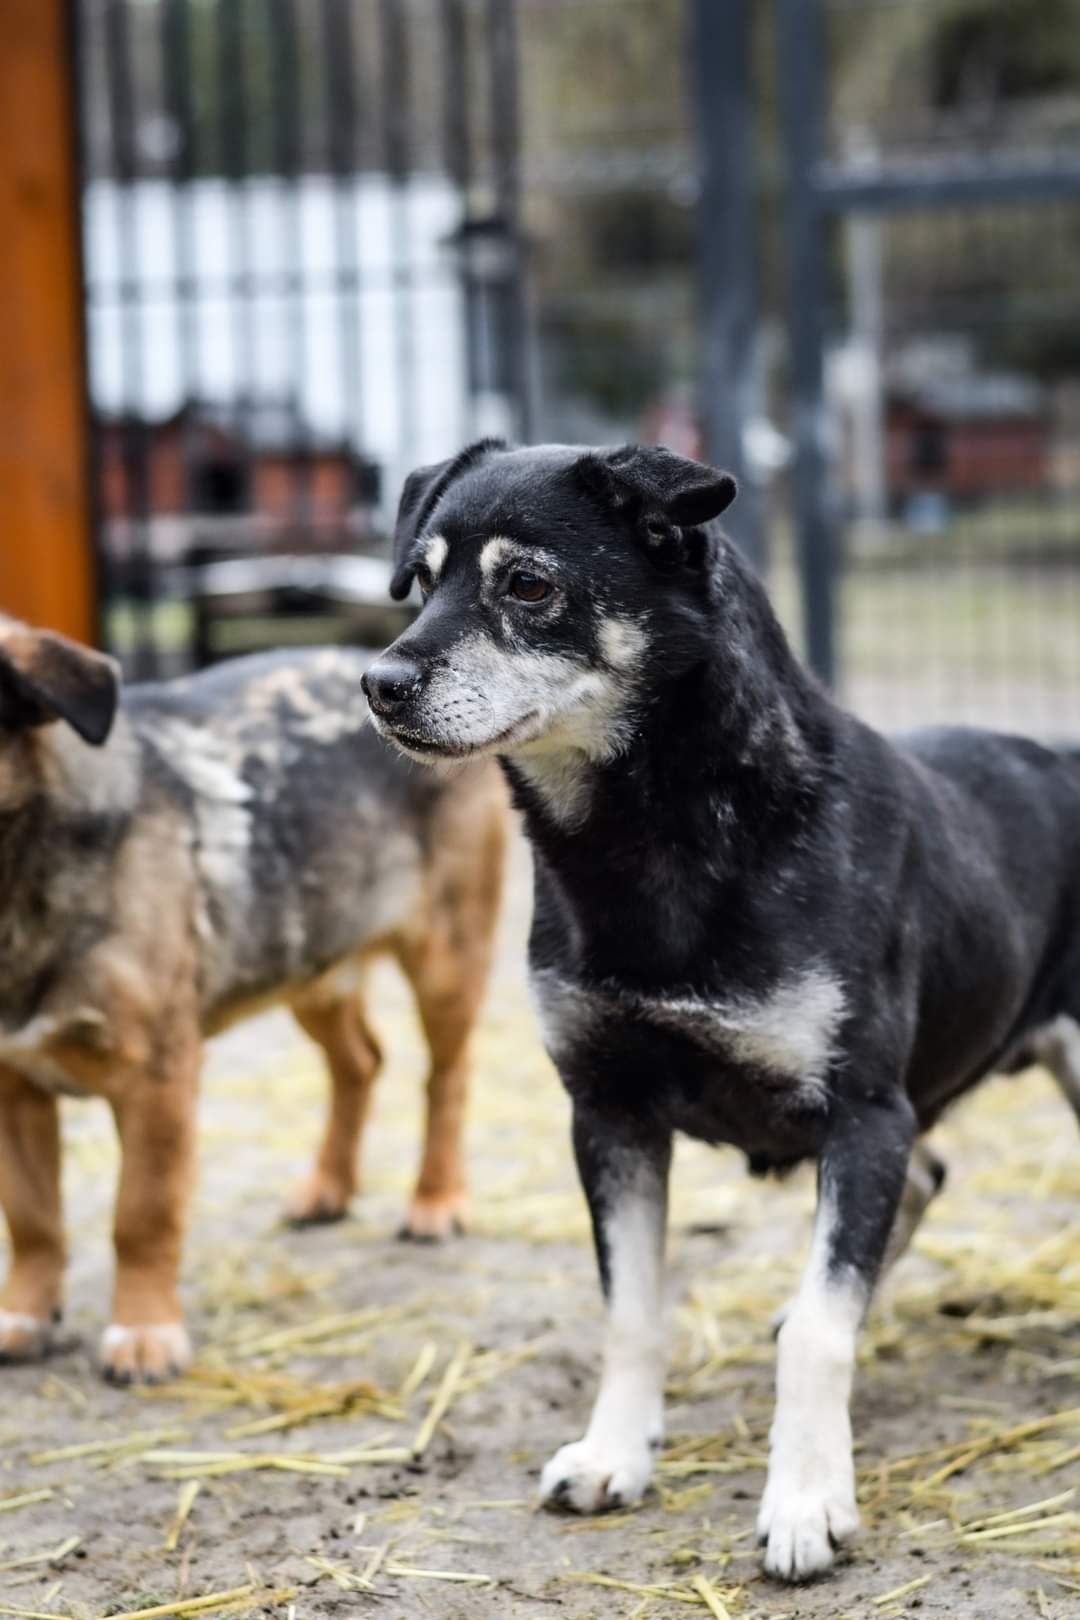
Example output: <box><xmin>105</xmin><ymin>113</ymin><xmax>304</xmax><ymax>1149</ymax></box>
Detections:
<box><xmin>77</xmin><ymin>0</ymin><xmax>526</xmax><ymax>673</ymax></box>
<box><xmin>73</xmin><ymin>0</ymin><xmax>1080</xmax><ymax>736</ymax></box>
<box><xmin>828</xmin><ymin>197</ymin><xmax>1080</xmax><ymax>734</ymax></box>
<box><xmin>814</xmin><ymin>0</ymin><xmax>1080</xmax><ymax>734</ymax></box>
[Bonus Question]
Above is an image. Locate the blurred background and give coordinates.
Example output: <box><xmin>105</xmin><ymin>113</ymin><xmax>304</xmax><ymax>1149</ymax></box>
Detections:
<box><xmin>6</xmin><ymin>0</ymin><xmax>1080</xmax><ymax>733</ymax></box>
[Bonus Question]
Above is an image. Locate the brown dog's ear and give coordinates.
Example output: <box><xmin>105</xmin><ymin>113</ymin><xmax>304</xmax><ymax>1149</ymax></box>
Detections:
<box><xmin>576</xmin><ymin>445</ymin><xmax>737</xmax><ymax>570</ymax></box>
<box><xmin>390</xmin><ymin>438</ymin><xmax>508</xmax><ymax>600</ymax></box>
<box><xmin>0</xmin><ymin>627</ymin><xmax>120</xmax><ymax>746</ymax></box>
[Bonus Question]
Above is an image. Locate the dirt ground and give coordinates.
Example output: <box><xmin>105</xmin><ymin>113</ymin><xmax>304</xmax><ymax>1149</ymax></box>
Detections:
<box><xmin>1</xmin><ymin>830</ymin><xmax>1078</xmax><ymax>1620</ymax></box>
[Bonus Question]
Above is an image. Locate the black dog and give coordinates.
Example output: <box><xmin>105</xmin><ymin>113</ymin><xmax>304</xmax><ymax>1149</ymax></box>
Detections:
<box><xmin>362</xmin><ymin>440</ymin><xmax>1080</xmax><ymax>1581</ymax></box>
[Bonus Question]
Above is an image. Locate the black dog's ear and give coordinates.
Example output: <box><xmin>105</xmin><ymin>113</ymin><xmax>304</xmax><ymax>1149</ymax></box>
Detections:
<box><xmin>0</xmin><ymin>625</ymin><xmax>120</xmax><ymax>746</ymax></box>
<box><xmin>390</xmin><ymin>438</ymin><xmax>508</xmax><ymax>600</ymax></box>
<box><xmin>390</xmin><ymin>458</ymin><xmax>455</xmax><ymax>600</ymax></box>
<box><xmin>578</xmin><ymin>444</ymin><xmax>737</xmax><ymax>525</ymax></box>
<box><xmin>576</xmin><ymin>445</ymin><xmax>737</xmax><ymax>568</ymax></box>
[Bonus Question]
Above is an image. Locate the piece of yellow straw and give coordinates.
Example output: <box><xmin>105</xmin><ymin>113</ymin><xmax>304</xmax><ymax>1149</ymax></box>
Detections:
<box><xmin>320</xmin><ymin>1446</ymin><xmax>411</xmax><ymax>1465</ymax></box>
<box><xmin>96</xmin><ymin>1584</ymin><xmax>296</xmax><ymax>1620</ymax></box>
<box><xmin>0</xmin><ymin>1608</ymin><xmax>77</xmax><ymax>1620</ymax></box>
<box><xmin>0</xmin><ymin>1537</ymin><xmax>81</xmax><ymax>1574</ymax></box>
<box><xmin>562</xmin><ymin>1573</ymin><xmax>699</xmax><ymax>1603</ymax></box>
<box><xmin>359</xmin><ymin>1542</ymin><xmax>390</xmax><ymax>1585</ymax></box>
<box><xmin>383</xmin><ymin>1564</ymin><xmax>493</xmax><ymax>1585</ymax></box>
<box><xmin>961</xmin><ymin>1511</ymin><xmax>1077</xmax><ymax>1543</ymax></box>
<box><xmin>962</xmin><ymin>1487</ymin><xmax>1075</xmax><ymax>1531</ymax></box>
<box><xmin>399</xmin><ymin>1341</ymin><xmax>438</xmax><ymax>1401</ymax></box>
<box><xmin>690</xmin><ymin>1573</ymin><xmax>732</xmax><ymax>1618</ymax></box>
<box><xmin>411</xmin><ymin>1342</ymin><xmax>470</xmax><ymax>1459</ymax></box>
<box><xmin>1036</xmin><ymin>1442</ymin><xmax>1080</xmax><ymax>1477</ymax></box>
<box><xmin>914</xmin><ymin>1408</ymin><xmax>1080</xmax><ymax>1492</ymax></box>
<box><xmin>0</xmin><ymin>1491</ymin><xmax>54</xmax><ymax>1515</ymax></box>
<box><xmin>163</xmin><ymin>1479</ymin><xmax>202</xmax><ymax>1552</ymax></box>
<box><xmin>872</xmin><ymin>1573</ymin><xmax>933</xmax><ymax>1606</ymax></box>
<box><xmin>31</xmin><ymin>1430</ymin><xmax>183</xmax><ymax>1465</ymax></box>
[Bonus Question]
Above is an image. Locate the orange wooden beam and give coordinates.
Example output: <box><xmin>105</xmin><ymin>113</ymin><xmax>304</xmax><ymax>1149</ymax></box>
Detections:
<box><xmin>0</xmin><ymin>0</ymin><xmax>96</xmax><ymax>644</ymax></box>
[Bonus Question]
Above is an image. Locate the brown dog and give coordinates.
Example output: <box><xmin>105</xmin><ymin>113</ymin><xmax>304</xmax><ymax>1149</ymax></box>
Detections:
<box><xmin>0</xmin><ymin>617</ymin><xmax>506</xmax><ymax>1382</ymax></box>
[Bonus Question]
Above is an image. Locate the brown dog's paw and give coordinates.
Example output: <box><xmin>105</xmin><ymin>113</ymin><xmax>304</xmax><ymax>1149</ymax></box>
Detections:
<box><xmin>284</xmin><ymin>1169</ymin><xmax>353</xmax><ymax>1227</ymax></box>
<box><xmin>399</xmin><ymin>1193</ymin><xmax>468</xmax><ymax>1242</ymax></box>
<box><xmin>100</xmin><ymin>1321</ymin><xmax>192</xmax><ymax>1385</ymax></box>
<box><xmin>0</xmin><ymin>1307</ymin><xmax>57</xmax><ymax>1363</ymax></box>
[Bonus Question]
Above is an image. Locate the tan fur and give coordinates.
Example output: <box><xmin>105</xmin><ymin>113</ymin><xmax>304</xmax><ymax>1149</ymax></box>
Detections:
<box><xmin>394</xmin><ymin>775</ymin><xmax>507</xmax><ymax>1237</ymax></box>
<box><xmin>0</xmin><ymin>624</ymin><xmax>508</xmax><ymax>1381</ymax></box>
<box><xmin>285</xmin><ymin>767</ymin><xmax>507</xmax><ymax>1236</ymax></box>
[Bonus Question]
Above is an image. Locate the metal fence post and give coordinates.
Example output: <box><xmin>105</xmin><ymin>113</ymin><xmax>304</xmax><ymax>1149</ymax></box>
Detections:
<box><xmin>775</xmin><ymin>0</ymin><xmax>835</xmax><ymax>687</ymax></box>
<box><xmin>103</xmin><ymin>0</ymin><xmax>159</xmax><ymax>675</ymax></box>
<box><xmin>486</xmin><ymin>0</ymin><xmax>531</xmax><ymax>442</ymax></box>
<box><xmin>0</xmin><ymin>0</ymin><xmax>97</xmax><ymax>643</ymax></box>
<box><xmin>690</xmin><ymin>0</ymin><xmax>764</xmax><ymax>575</ymax></box>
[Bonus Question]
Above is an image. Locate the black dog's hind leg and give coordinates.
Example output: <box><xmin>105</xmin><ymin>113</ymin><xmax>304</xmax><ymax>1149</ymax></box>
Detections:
<box><xmin>879</xmin><ymin>1139</ymin><xmax>946</xmax><ymax>1277</ymax></box>
<box><xmin>1032</xmin><ymin>1016</ymin><xmax>1080</xmax><ymax>1125</ymax></box>
<box><xmin>539</xmin><ymin>1105</ymin><xmax>672</xmax><ymax>1513</ymax></box>
<box><xmin>759</xmin><ymin>1086</ymin><xmax>915</xmax><ymax>1582</ymax></box>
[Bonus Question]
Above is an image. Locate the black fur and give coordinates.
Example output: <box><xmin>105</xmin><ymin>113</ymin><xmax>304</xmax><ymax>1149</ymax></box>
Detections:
<box><xmin>373</xmin><ymin>437</ymin><xmax>1080</xmax><ymax>1213</ymax></box>
<box><xmin>367</xmin><ymin>440</ymin><xmax>1080</xmax><ymax>1570</ymax></box>
<box><xmin>390</xmin><ymin>438</ymin><xmax>508</xmax><ymax>600</ymax></box>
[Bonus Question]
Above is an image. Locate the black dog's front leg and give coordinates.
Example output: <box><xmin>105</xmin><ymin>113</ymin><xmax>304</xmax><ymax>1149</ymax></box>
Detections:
<box><xmin>539</xmin><ymin>1102</ymin><xmax>672</xmax><ymax>1513</ymax></box>
<box><xmin>759</xmin><ymin>1085</ymin><xmax>915</xmax><ymax>1581</ymax></box>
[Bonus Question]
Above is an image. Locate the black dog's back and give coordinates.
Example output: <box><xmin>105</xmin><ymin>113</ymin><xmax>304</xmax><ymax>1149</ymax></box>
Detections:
<box><xmin>876</xmin><ymin>725</ymin><xmax>1080</xmax><ymax>1121</ymax></box>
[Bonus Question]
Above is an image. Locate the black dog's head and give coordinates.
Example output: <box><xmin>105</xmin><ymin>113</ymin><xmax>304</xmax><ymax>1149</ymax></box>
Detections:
<box><xmin>363</xmin><ymin>441</ymin><xmax>736</xmax><ymax>770</ymax></box>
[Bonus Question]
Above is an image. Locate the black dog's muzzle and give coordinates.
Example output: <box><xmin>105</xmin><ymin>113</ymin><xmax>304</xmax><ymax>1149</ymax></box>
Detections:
<box><xmin>361</xmin><ymin>655</ymin><xmax>426</xmax><ymax>721</ymax></box>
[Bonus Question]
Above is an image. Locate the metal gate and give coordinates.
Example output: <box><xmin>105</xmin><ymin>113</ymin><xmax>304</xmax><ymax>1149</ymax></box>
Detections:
<box><xmin>779</xmin><ymin>0</ymin><xmax>1080</xmax><ymax>735</ymax></box>
<box><xmin>75</xmin><ymin>0</ymin><xmax>528</xmax><ymax>675</ymax></box>
<box><xmin>74</xmin><ymin>0</ymin><xmax>1080</xmax><ymax>722</ymax></box>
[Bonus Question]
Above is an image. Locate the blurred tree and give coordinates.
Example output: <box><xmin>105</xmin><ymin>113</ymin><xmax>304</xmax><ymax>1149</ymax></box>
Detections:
<box><xmin>931</xmin><ymin>0</ymin><xmax>1080</xmax><ymax>108</ymax></box>
<box><xmin>829</xmin><ymin>0</ymin><xmax>1080</xmax><ymax>146</ymax></box>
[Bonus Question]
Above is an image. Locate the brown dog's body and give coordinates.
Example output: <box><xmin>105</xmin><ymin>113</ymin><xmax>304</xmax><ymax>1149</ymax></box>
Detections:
<box><xmin>0</xmin><ymin>623</ymin><xmax>506</xmax><ymax>1381</ymax></box>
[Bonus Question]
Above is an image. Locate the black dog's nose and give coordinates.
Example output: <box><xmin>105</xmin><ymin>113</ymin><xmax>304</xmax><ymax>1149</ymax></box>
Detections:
<box><xmin>362</xmin><ymin>655</ymin><xmax>424</xmax><ymax>717</ymax></box>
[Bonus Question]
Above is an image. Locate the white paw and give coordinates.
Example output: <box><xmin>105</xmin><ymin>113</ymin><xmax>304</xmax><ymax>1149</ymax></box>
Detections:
<box><xmin>100</xmin><ymin>1321</ymin><xmax>192</xmax><ymax>1385</ymax></box>
<box><xmin>0</xmin><ymin>1307</ymin><xmax>55</xmax><ymax>1363</ymax></box>
<box><xmin>757</xmin><ymin>1472</ymin><xmax>859</xmax><ymax>1582</ymax></box>
<box><xmin>539</xmin><ymin>1435</ymin><xmax>654</xmax><ymax>1514</ymax></box>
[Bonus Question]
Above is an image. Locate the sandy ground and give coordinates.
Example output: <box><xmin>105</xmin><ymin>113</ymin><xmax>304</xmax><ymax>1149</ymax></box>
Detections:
<box><xmin>1</xmin><ymin>831</ymin><xmax>1078</xmax><ymax>1620</ymax></box>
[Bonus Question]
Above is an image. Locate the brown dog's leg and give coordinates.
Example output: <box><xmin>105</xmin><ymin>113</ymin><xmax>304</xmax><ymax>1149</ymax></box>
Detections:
<box><xmin>403</xmin><ymin>971</ymin><xmax>473</xmax><ymax>1239</ymax></box>
<box><xmin>285</xmin><ymin>994</ymin><xmax>382</xmax><ymax>1224</ymax></box>
<box><xmin>399</xmin><ymin>791</ymin><xmax>505</xmax><ymax>1241</ymax></box>
<box><xmin>0</xmin><ymin>1067</ymin><xmax>65</xmax><ymax>1361</ymax></box>
<box><xmin>399</xmin><ymin>923</ymin><xmax>495</xmax><ymax>1241</ymax></box>
<box><xmin>103</xmin><ymin>1040</ymin><xmax>199</xmax><ymax>1384</ymax></box>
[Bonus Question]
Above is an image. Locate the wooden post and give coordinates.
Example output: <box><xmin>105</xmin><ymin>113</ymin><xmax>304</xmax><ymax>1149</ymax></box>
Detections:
<box><xmin>0</xmin><ymin>0</ymin><xmax>97</xmax><ymax>644</ymax></box>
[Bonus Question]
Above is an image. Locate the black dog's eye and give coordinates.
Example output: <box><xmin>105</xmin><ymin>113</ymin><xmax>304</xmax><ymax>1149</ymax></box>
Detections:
<box><xmin>507</xmin><ymin>571</ymin><xmax>553</xmax><ymax>604</ymax></box>
<box><xmin>415</xmin><ymin>563</ymin><xmax>434</xmax><ymax>597</ymax></box>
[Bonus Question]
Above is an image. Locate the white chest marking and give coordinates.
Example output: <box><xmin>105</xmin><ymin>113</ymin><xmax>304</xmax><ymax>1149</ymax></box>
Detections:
<box><xmin>533</xmin><ymin>967</ymin><xmax>845</xmax><ymax>1094</ymax></box>
<box><xmin>513</xmin><ymin>750</ymin><xmax>594</xmax><ymax>830</ymax></box>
